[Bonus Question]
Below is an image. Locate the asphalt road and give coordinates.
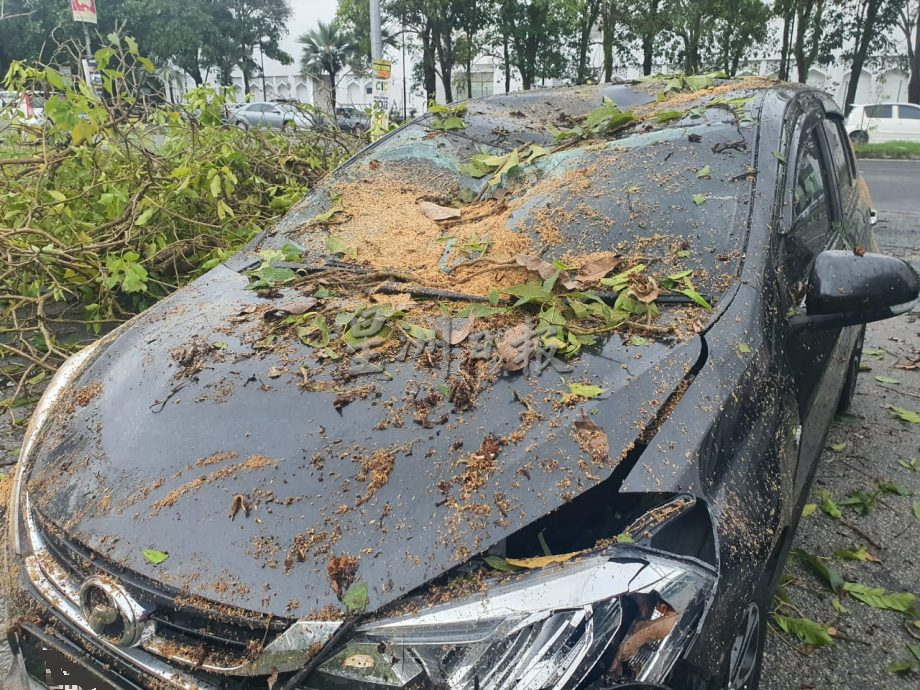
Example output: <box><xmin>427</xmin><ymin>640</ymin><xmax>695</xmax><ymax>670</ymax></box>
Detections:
<box><xmin>0</xmin><ymin>161</ymin><xmax>917</xmax><ymax>687</ymax></box>
<box><xmin>857</xmin><ymin>159</ymin><xmax>920</xmax><ymax>217</ymax></box>
<box><xmin>760</xmin><ymin>161</ymin><xmax>920</xmax><ymax>689</ymax></box>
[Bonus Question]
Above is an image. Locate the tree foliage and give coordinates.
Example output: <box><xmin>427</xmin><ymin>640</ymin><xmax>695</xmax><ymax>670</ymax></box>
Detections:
<box><xmin>0</xmin><ymin>0</ymin><xmax>292</xmax><ymax>89</ymax></box>
<box><xmin>298</xmin><ymin>21</ymin><xmax>357</xmax><ymax>109</ymax></box>
<box><xmin>0</xmin><ymin>37</ymin><xmax>354</xmax><ymax>406</ymax></box>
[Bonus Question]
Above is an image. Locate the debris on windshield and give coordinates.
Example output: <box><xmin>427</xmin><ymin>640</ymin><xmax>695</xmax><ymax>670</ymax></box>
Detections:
<box><xmin>418</xmin><ymin>200</ymin><xmax>461</xmax><ymax>221</ymax></box>
<box><xmin>327</xmin><ymin>555</ymin><xmax>359</xmax><ymax>600</ymax></box>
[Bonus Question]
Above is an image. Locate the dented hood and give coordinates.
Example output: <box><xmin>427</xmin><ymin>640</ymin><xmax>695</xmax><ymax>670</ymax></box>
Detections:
<box><xmin>27</xmin><ymin>265</ymin><xmax>702</xmax><ymax>619</ymax></box>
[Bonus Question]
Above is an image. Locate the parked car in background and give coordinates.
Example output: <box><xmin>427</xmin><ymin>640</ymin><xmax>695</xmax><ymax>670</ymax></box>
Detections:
<box><xmin>231</xmin><ymin>101</ymin><xmax>314</xmax><ymax>131</ymax></box>
<box><xmin>845</xmin><ymin>102</ymin><xmax>920</xmax><ymax>144</ymax></box>
<box><xmin>334</xmin><ymin>105</ymin><xmax>371</xmax><ymax>132</ymax></box>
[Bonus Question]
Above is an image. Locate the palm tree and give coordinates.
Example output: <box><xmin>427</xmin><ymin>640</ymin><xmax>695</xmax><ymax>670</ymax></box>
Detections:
<box><xmin>298</xmin><ymin>21</ymin><xmax>357</xmax><ymax>111</ymax></box>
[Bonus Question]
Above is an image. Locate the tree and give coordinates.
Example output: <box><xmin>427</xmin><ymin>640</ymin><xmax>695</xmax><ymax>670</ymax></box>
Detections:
<box><xmin>901</xmin><ymin>0</ymin><xmax>919</xmax><ymax>103</ymax></box>
<box><xmin>599</xmin><ymin>0</ymin><xmax>631</xmax><ymax>82</ymax></box>
<box><xmin>573</xmin><ymin>0</ymin><xmax>602</xmax><ymax>83</ymax></box>
<box><xmin>221</xmin><ymin>0</ymin><xmax>293</xmax><ymax>93</ymax></box>
<box><xmin>455</xmin><ymin>1</ymin><xmax>492</xmax><ymax>98</ymax></box>
<box><xmin>792</xmin><ymin>0</ymin><xmax>827</xmax><ymax>83</ymax></box>
<box><xmin>627</xmin><ymin>0</ymin><xmax>664</xmax><ymax>76</ymax></box>
<box><xmin>832</xmin><ymin>0</ymin><xmax>902</xmax><ymax>109</ymax></box>
<box><xmin>298</xmin><ymin>20</ymin><xmax>357</xmax><ymax>110</ymax></box>
<box><xmin>711</xmin><ymin>0</ymin><xmax>772</xmax><ymax>76</ymax></box>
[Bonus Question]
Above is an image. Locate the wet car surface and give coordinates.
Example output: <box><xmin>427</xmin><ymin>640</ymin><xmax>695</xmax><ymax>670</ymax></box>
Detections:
<box><xmin>4</xmin><ymin>78</ymin><xmax>919</xmax><ymax>690</ymax></box>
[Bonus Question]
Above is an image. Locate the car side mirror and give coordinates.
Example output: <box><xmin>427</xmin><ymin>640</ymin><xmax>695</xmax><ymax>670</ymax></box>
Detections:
<box><xmin>789</xmin><ymin>250</ymin><xmax>919</xmax><ymax>332</ymax></box>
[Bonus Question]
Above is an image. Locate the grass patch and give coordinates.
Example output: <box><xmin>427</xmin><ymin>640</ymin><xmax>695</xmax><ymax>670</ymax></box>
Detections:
<box><xmin>854</xmin><ymin>141</ymin><xmax>920</xmax><ymax>159</ymax></box>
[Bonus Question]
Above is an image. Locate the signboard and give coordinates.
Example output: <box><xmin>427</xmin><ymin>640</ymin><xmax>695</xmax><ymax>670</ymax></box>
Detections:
<box><xmin>71</xmin><ymin>0</ymin><xmax>98</xmax><ymax>24</ymax></box>
<box><xmin>372</xmin><ymin>58</ymin><xmax>392</xmax><ymax>112</ymax></box>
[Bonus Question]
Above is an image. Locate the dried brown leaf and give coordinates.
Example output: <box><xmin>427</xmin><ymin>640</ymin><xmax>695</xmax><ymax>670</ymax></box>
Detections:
<box><xmin>575</xmin><ymin>254</ymin><xmax>622</xmax><ymax>283</ymax></box>
<box><xmin>514</xmin><ymin>254</ymin><xmax>557</xmax><ymax>280</ymax></box>
<box><xmin>497</xmin><ymin>323</ymin><xmax>534</xmax><ymax>372</ymax></box>
<box><xmin>229</xmin><ymin>494</ymin><xmax>250</xmax><ymax>520</ymax></box>
<box><xmin>574</xmin><ymin>412</ymin><xmax>609</xmax><ymax>462</ymax></box>
<box><xmin>418</xmin><ymin>200</ymin><xmax>461</xmax><ymax>221</ymax></box>
<box><xmin>448</xmin><ymin>313</ymin><xmax>476</xmax><ymax>345</ymax></box>
<box><xmin>628</xmin><ymin>275</ymin><xmax>660</xmax><ymax>304</ymax></box>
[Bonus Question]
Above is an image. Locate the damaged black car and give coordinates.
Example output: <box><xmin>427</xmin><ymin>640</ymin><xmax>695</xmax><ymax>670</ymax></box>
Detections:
<box><xmin>4</xmin><ymin>77</ymin><xmax>919</xmax><ymax>690</ymax></box>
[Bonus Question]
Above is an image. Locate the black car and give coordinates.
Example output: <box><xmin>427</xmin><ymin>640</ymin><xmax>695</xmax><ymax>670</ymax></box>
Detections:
<box><xmin>4</xmin><ymin>78</ymin><xmax>919</xmax><ymax>690</ymax></box>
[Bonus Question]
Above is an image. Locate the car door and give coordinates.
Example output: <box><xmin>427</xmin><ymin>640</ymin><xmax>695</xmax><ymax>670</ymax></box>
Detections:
<box><xmin>777</xmin><ymin>115</ymin><xmax>856</xmax><ymax>492</ymax></box>
<box><xmin>895</xmin><ymin>104</ymin><xmax>920</xmax><ymax>142</ymax></box>
<box><xmin>863</xmin><ymin>104</ymin><xmax>896</xmax><ymax>142</ymax></box>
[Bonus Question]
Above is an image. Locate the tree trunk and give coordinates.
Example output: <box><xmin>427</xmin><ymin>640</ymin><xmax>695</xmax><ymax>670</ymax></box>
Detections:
<box><xmin>242</xmin><ymin>69</ymin><xmax>251</xmax><ymax>95</ymax></box>
<box><xmin>421</xmin><ymin>23</ymin><xmax>437</xmax><ymax>104</ymax></box>
<box><xmin>503</xmin><ymin>32</ymin><xmax>511</xmax><ymax>92</ymax></box>
<box><xmin>642</xmin><ymin>34</ymin><xmax>654</xmax><ymax>75</ymax></box>
<box><xmin>328</xmin><ymin>70</ymin><xmax>337</xmax><ymax>110</ymax></box>
<box><xmin>433</xmin><ymin>22</ymin><xmax>454</xmax><ymax>103</ymax></box>
<box><xmin>844</xmin><ymin>0</ymin><xmax>882</xmax><ymax>110</ymax></box>
<box><xmin>466</xmin><ymin>30</ymin><xmax>473</xmax><ymax>98</ymax></box>
<box><xmin>601</xmin><ymin>0</ymin><xmax>615</xmax><ymax>81</ymax></box>
<box><xmin>778</xmin><ymin>9</ymin><xmax>793</xmax><ymax>81</ymax></box>
<box><xmin>910</xmin><ymin>3</ymin><xmax>920</xmax><ymax>103</ymax></box>
<box><xmin>576</xmin><ymin>0</ymin><xmax>600</xmax><ymax>84</ymax></box>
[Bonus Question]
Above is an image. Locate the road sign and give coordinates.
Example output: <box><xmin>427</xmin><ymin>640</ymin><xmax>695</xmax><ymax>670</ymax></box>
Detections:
<box><xmin>71</xmin><ymin>0</ymin><xmax>98</xmax><ymax>24</ymax></box>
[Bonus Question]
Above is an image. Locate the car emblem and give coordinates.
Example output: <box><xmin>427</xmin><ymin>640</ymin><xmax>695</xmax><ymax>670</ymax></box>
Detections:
<box><xmin>78</xmin><ymin>576</ymin><xmax>148</xmax><ymax>647</ymax></box>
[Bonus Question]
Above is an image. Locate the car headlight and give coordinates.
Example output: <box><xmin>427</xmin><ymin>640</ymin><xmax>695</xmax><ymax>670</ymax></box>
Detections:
<box><xmin>303</xmin><ymin>546</ymin><xmax>714</xmax><ymax>690</ymax></box>
<box><xmin>10</xmin><ymin>336</ymin><xmax>111</xmax><ymax>554</ymax></box>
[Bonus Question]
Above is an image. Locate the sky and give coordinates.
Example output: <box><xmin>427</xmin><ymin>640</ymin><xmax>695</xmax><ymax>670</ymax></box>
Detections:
<box><xmin>263</xmin><ymin>0</ymin><xmax>338</xmax><ymax>75</ymax></box>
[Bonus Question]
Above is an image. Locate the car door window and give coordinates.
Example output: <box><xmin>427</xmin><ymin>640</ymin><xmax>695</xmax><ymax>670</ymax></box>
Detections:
<box><xmin>864</xmin><ymin>104</ymin><xmax>893</xmax><ymax>119</ymax></box>
<box><xmin>783</xmin><ymin>128</ymin><xmax>833</xmax><ymax>304</ymax></box>
<box><xmin>897</xmin><ymin>104</ymin><xmax>920</xmax><ymax>120</ymax></box>
<box><xmin>822</xmin><ymin>119</ymin><xmax>854</xmax><ymax>187</ymax></box>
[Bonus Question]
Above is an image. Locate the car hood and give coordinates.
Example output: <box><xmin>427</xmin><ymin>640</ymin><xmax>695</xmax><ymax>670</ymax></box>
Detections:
<box><xmin>27</xmin><ymin>264</ymin><xmax>702</xmax><ymax>619</ymax></box>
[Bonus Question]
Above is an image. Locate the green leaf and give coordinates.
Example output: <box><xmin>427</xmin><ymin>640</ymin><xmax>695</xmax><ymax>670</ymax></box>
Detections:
<box><xmin>483</xmin><ymin>555</ymin><xmax>519</xmax><ymax>573</ymax></box>
<box><xmin>565</xmin><ymin>382</ymin><xmax>606</xmax><ymax>401</ymax></box>
<box><xmin>653</xmin><ymin>109</ymin><xmax>683</xmax><ymax>124</ymax></box>
<box><xmin>342</xmin><ymin>581</ymin><xmax>369</xmax><ymax>613</ymax></box>
<box><xmin>827</xmin><ymin>441</ymin><xmax>847</xmax><ymax>453</ymax></box>
<box><xmin>692</xmin><ymin>193</ymin><xmax>706</xmax><ymax>205</ymax></box>
<box><xmin>874</xmin><ymin>375</ymin><xmax>900</xmax><ymax>385</ymax></box>
<box><xmin>630</xmin><ymin>335</ymin><xmax>649</xmax><ymax>346</ymax></box>
<box><xmin>913</xmin><ymin>501</ymin><xmax>920</xmax><ymax>520</ymax></box>
<box><xmin>831</xmin><ymin>597</ymin><xmax>849</xmax><ymax>615</ymax></box>
<box><xmin>878</xmin><ymin>482</ymin><xmax>909</xmax><ymax>496</ymax></box>
<box><xmin>834</xmin><ymin>545</ymin><xmax>875</xmax><ymax>562</ymax></box>
<box><xmin>503</xmin><ymin>283</ymin><xmax>553</xmax><ymax>305</ymax></box>
<box><xmin>819</xmin><ymin>491</ymin><xmax>842</xmax><ymax>519</ymax></box>
<box><xmin>889</xmin><ymin>406</ymin><xmax>920</xmax><ymax>424</ymax></box>
<box><xmin>899</xmin><ymin>458</ymin><xmax>918</xmax><ymax>472</ymax></box>
<box><xmin>842</xmin><ymin>582</ymin><xmax>917</xmax><ymax>613</ymax></box>
<box><xmin>615</xmin><ymin>532</ymin><xmax>634</xmax><ymax>544</ymax></box>
<box><xmin>210</xmin><ymin>173</ymin><xmax>222</xmax><ymax>198</ymax></box>
<box><xmin>135</xmin><ymin>208</ymin><xmax>155</xmax><ymax>227</ymax></box>
<box><xmin>909</xmin><ymin>643</ymin><xmax>920</xmax><ymax>663</ymax></box>
<box><xmin>888</xmin><ymin>660</ymin><xmax>916</xmax><ymax>674</ymax></box>
<box><xmin>838</xmin><ymin>490</ymin><xmax>878</xmax><ymax>515</ymax></box>
<box><xmin>772</xmin><ymin>614</ymin><xmax>834</xmax><ymax>646</ymax></box>
<box><xmin>696</xmin><ymin>164</ymin><xmax>712</xmax><ymax>179</ymax></box>
<box><xmin>793</xmin><ymin>549</ymin><xmax>845</xmax><ymax>594</ymax></box>
<box><xmin>143</xmin><ymin>549</ymin><xmax>169</xmax><ymax>565</ymax></box>
<box><xmin>862</xmin><ymin>347</ymin><xmax>885</xmax><ymax>359</ymax></box>
<box><xmin>677</xmin><ymin>287</ymin><xmax>712</xmax><ymax>309</ymax></box>
<box><xmin>772</xmin><ymin>151</ymin><xmax>787</xmax><ymax>165</ymax></box>
<box><xmin>802</xmin><ymin>503</ymin><xmax>817</xmax><ymax>518</ymax></box>
<box><xmin>326</xmin><ymin>235</ymin><xmax>355</xmax><ymax>258</ymax></box>
<box><xmin>737</xmin><ymin>343</ymin><xmax>751</xmax><ymax>354</ymax></box>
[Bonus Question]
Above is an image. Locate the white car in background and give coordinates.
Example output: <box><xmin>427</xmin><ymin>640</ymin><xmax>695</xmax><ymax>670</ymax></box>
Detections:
<box><xmin>846</xmin><ymin>102</ymin><xmax>920</xmax><ymax>144</ymax></box>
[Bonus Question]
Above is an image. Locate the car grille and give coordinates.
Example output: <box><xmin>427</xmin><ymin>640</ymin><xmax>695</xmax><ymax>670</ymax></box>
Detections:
<box><xmin>25</xmin><ymin>504</ymin><xmax>299</xmax><ymax>685</ymax></box>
